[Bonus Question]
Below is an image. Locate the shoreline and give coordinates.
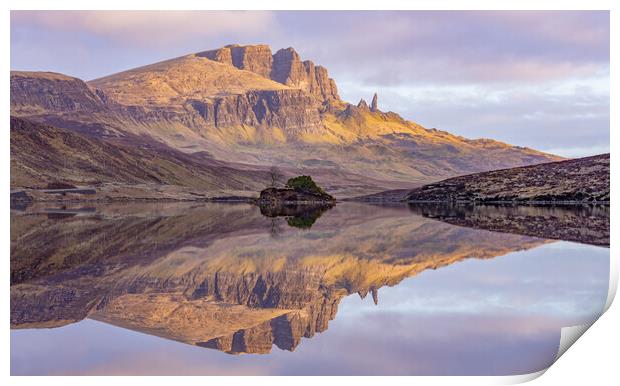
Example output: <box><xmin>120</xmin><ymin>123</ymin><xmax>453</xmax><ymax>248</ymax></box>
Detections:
<box><xmin>10</xmin><ymin>196</ymin><xmax>609</xmax><ymax>206</ymax></box>
<box><xmin>350</xmin><ymin>198</ymin><xmax>610</xmax><ymax>206</ymax></box>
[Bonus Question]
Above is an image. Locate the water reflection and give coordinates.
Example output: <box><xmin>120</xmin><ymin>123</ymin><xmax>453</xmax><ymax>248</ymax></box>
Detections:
<box><xmin>407</xmin><ymin>203</ymin><xmax>609</xmax><ymax>247</ymax></box>
<box><xmin>258</xmin><ymin>203</ymin><xmax>332</xmax><ymax>230</ymax></box>
<box><xmin>10</xmin><ymin>202</ymin><xmax>609</xmax><ymax>374</ymax></box>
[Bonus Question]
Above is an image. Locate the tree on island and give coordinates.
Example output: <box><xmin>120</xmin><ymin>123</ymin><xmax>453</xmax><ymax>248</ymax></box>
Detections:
<box><xmin>285</xmin><ymin>175</ymin><xmax>327</xmax><ymax>195</ymax></box>
<box><xmin>268</xmin><ymin>166</ymin><xmax>284</xmax><ymax>188</ymax></box>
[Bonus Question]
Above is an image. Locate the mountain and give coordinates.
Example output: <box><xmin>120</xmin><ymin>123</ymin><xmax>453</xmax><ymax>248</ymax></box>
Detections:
<box><xmin>11</xmin><ymin>44</ymin><xmax>562</xmax><ymax>198</ymax></box>
<box><xmin>402</xmin><ymin>154</ymin><xmax>609</xmax><ymax>203</ymax></box>
<box><xmin>11</xmin><ymin>202</ymin><xmax>547</xmax><ymax>353</ymax></box>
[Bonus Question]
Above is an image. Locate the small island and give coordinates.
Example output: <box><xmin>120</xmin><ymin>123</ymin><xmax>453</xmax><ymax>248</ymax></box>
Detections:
<box><xmin>256</xmin><ymin>176</ymin><xmax>335</xmax><ymax>229</ymax></box>
<box><xmin>257</xmin><ymin>175</ymin><xmax>335</xmax><ymax>205</ymax></box>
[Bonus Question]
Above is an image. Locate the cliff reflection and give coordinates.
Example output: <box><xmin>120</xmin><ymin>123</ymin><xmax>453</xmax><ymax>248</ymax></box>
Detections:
<box><xmin>11</xmin><ymin>202</ymin><xmax>549</xmax><ymax>354</ymax></box>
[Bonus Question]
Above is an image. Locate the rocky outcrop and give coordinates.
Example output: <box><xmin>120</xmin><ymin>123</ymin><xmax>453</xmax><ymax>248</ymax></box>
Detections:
<box><xmin>189</xmin><ymin>89</ymin><xmax>322</xmax><ymax>134</ymax></box>
<box><xmin>257</xmin><ymin>187</ymin><xmax>335</xmax><ymax>204</ymax></box>
<box><xmin>302</xmin><ymin>60</ymin><xmax>340</xmax><ymax>103</ymax></box>
<box><xmin>200</xmin><ymin>45</ymin><xmax>340</xmax><ymax>103</ymax></box>
<box><xmin>338</xmin><ymin>94</ymin><xmax>387</xmax><ymax>122</ymax></box>
<box><xmin>9</xmin><ymin>71</ymin><xmax>130</xmax><ymax>138</ymax></box>
<box><xmin>357</xmin><ymin>98</ymin><xmax>370</xmax><ymax>110</ymax></box>
<box><xmin>271</xmin><ymin>47</ymin><xmax>340</xmax><ymax>102</ymax></box>
<box><xmin>188</xmin><ymin>265</ymin><xmax>327</xmax><ymax>309</ymax></box>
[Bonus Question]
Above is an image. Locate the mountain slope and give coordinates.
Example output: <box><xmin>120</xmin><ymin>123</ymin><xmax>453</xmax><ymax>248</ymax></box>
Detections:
<box><xmin>11</xmin><ymin>44</ymin><xmax>563</xmax><ymax>197</ymax></box>
<box><xmin>88</xmin><ymin>53</ymin><xmax>291</xmax><ymax>106</ymax></box>
<box><xmin>402</xmin><ymin>154</ymin><xmax>610</xmax><ymax>203</ymax></box>
<box><xmin>10</xmin><ymin>117</ymin><xmax>272</xmax><ymax>198</ymax></box>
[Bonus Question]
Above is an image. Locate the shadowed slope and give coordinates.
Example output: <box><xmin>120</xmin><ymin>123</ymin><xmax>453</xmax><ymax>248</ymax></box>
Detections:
<box><xmin>10</xmin><ymin>117</ymin><xmax>270</xmax><ymax>196</ymax></box>
<box><xmin>403</xmin><ymin>154</ymin><xmax>609</xmax><ymax>203</ymax></box>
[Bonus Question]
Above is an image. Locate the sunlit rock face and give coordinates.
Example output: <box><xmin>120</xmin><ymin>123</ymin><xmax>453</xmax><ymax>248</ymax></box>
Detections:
<box><xmin>10</xmin><ymin>202</ymin><xmax>554</xmax><ymax>354</ymax></box>
<box><xmin>200</xmin><ymin>44</ymin><xmax>340</xmax><ymax>103</ymax></box>
<box><xmin>188</xmin><ymin>89</ymin><xmax>323</xmax><ymax>134</ymax></box>
<box><xmin>271</xmin><ymin>47</ymin><xmax>340</xmax><ymax>102</ymax></box>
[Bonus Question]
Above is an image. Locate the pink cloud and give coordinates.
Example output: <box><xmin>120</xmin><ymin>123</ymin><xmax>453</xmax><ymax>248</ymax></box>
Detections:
<box><xmin>11</xmin><ymin>10</ymin><xmax>277</xmax><ymax>45</ymax></box>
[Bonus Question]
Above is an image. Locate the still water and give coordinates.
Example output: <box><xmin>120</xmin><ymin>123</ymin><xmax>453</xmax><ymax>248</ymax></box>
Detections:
<box><xmin>10</xmin><ymin>202</ymin><xmax>609</xmax><ymax>375</ymax></box>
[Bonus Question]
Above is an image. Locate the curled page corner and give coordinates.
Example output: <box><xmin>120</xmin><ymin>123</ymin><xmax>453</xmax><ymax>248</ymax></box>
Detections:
<box><xmin>507</xmin><ymin>256</ymin><xmax>616</xmax><ymax>384</ymax></box>
<box><xmin>554</xmin><ymin>321</ymin><xmax>596</xmax><ymax>362</ymax></box>
<box><xmin>510</xmin><ymin>322</ymin><xmax>598</xmax><ymax>385</ymax></box>
<box><xmin>604</xmin><ymin>251</ymin><xmax>618</xmax><ymax>312</ymax></box>
<box><xmin>503</xmin><ymin>369</ymin><xmax>548</xmax><ymax>385</ymax></box>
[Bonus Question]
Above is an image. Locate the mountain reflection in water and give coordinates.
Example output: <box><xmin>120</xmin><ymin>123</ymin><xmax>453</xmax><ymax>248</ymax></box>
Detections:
<box><xmin>10</xmin><ymin>202</ymin><xmax>609</xmax><ymax>371</ymax></box>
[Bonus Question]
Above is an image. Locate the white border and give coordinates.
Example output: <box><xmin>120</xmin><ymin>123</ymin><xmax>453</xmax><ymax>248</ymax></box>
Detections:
<box><xmin>3</xmin><ymin>1</ymin><xmax>617</xmax><ymax>385</ymax></box>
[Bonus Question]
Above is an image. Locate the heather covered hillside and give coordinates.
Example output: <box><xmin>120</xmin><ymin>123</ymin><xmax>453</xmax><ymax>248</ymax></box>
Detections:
<box><xmin>403</xmin><ymin>154</ymin><xmax>610</xmax><ymax>203</ymax></box>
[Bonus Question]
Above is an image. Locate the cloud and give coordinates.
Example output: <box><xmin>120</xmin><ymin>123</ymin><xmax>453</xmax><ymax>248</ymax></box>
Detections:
<box><xmin>11</xmin><ymin>10</ymin><xmax>276</xmax><ymax>46</ymax></box>
<box><xmin>274</xmin><ymin>11</ymin><xmax>609</xmax><ymax>85</ymax></box>
<box><xmin>355</xmin><ymin>58</ymin><xmax>604</xmax><ymax>86</ymax></box>
<box><xmin>339</xmin><ymin>68</ymin><xmax>609</xmax><ymax>157</ymax></box>
<box><xmin>11</xmin><ymin>10</ymin><xmax>609</xmax><ymax>84</ymax></box>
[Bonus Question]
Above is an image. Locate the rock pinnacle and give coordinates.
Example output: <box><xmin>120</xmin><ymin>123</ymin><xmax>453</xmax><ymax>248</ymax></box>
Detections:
<box><xmin>370</xmin><ymin>93</ymin><xmax>378</xmax><ymax>112</ymax></box>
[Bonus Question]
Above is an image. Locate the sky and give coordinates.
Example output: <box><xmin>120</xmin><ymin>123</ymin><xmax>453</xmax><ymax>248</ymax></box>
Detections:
<box><xmin>10</xmin><ymin>11</ymin><xmax>610</xmax><ymax>157</ymax></box>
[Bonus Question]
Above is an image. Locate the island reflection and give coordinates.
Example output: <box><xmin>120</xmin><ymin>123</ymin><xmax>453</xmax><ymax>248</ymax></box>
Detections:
<box><xmin>258</xmin><ymin>202</ymin><xmax>333</xmax><ymax>230</ymax></box>
<box><xmin>10</xmin><ymin>202</ymin><xmax>588</xmax><ymax>355</ymax></box>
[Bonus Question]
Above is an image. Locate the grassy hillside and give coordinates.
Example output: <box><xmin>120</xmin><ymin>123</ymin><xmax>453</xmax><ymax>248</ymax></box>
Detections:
<box><xmin>10</xmin><ymin>117</ymin><xmax>270</xmax><ymax>195</ymax></box>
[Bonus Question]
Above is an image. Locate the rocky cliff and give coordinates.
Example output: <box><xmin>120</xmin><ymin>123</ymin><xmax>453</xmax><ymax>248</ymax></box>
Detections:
<box><xmin>189</xmin><ymin>89</ymin><xmax>322</xmax><ymax>135</ymax></box>
<box><xmin>199</xmin><ymin>44</ymin><xmax>339</xmax><ymax>103</ymax></box>
<box><xmin>199</xmin><ymin>44</ymin><xmax>274</xmax><ymax>79</ymax></box>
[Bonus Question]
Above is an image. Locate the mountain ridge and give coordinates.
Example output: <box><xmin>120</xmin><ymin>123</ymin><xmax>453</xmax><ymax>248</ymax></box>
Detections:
<box><xmin>10</xmin><ymin>43</ymin><xmax>563</xmax><ymax>197</ymax></box>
